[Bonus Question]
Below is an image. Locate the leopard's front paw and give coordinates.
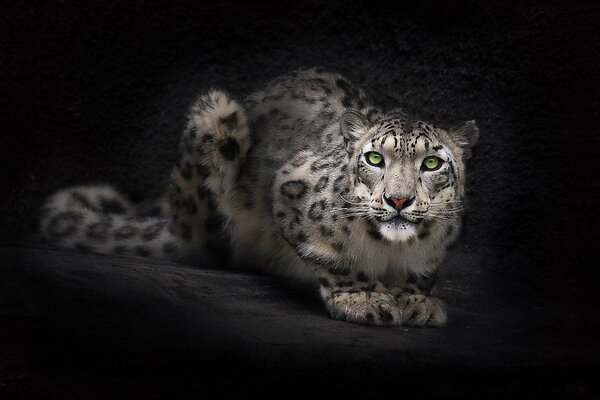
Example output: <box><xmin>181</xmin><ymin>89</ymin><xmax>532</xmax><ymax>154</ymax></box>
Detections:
<box><xmin>326</xmin><ymin>291</ymin><xmax>402</xmax><ymax>326</ymax></box>
<box><xmin>397</xmin><ymin>294</ymin><xmax>447</xmax><ymax>327</ymax></box>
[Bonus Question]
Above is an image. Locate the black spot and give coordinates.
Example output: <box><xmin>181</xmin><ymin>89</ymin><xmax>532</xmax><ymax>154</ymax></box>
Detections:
<box><xmin>46</xmin><ymin>211</ymin><xmax>83</xmax><ymax>238</ymax></box>
<box><xmin>202</xmin><ymin>134</ymin><xmax>213</xmax><ymax>143</ymax></box>
<box><xmin>196</xmin><ymin>164</ymin><xmax>210</xmax><ymax>179</ymax></box>
<box><xmin>311</xmin><ymin>159</ymin><xmax>331</xmax><ymax>171</ymax></box>
<box><xmin>341</xmin><ymin>96</ymin><xmax>352</xmax><ymax>108</ymax></box>
<box><xmin>329</xmin><ymin>267</ymin><xmax>349</xmax><ymax>276</ymax></box>
<box><xmin>183</xmin><ymin>195</ymin><xmax>198</xmax><ymax>215</ymax></box>
<box><xmin>362</xmin><ymin>283</ymin><xmax>377</xmax><ymax>292</ymax></box>
<box><xmin>356</xmin><ymin>272</ymin><xmax>369</xmax><ymax>282</ymax></box>
<box><xmin>417</xmin><ymin>277</ymin><xmax>435</xmax><ymax>293</ymax></box>
<box><xmin>86</xmin><ymin>220</ymin><xmax>111</xmax><ymax>242</ymax></box>
<box><xmin>337</xmin><ymin>280</ymin><xmax>354</xmax><ymax>287</ymax></box>
<box><xmin>320</xmin><ymin>225</ymin><xmax>334</xmax><ymax>237</ymax></box>
<box><xmin>206</xmin><ymin>196</ymin><xmax>218</xmax><ymax>211</ymax></box>
<box><xmin>70</xmin><ymin>192</ymin><xmax>93</xmax><ymax>209</ymax></box>
<box><xmin>308</xmin><ymin>200</ymin><xmax>327</xmax><ymax>221</ymax></box>
<box><xmin>142</xmin><ymin>222</ymin><xmax>165</xmax><ymax>241</ymax></box>
<box><xmin>379</xmin><ymin>310</ymin><xmax>394</xmax><ymax>322</ymax></box>
<box><xmin>275</xmin><ymin>211</ymin><xmax>286</xmax><ymax>219</ymax></box>
<box><xmin>446</xmin><ymin>225</ymin><xmax>455</xmax><ymax>236</ymax></box>
<box><xmin>314</xmin><ymin>176</ymin><xmax>329</xmax><ymax>192</ymax></box>
<box><xmin>407</xmin><ymin>275</ymin><xmax>417</xmax><ymax>284</ymax></box>
<box><xmin>335</xmin><ymin>78</ymin><xmax>351</xmax><ymax>93</ymax></box>
<box><xmin>180</xmin><ymin>162</ymin><xmax>193</xmax><ymax>180</ymax></box>
<box><xmin>296</xmin><ymin>232</ymin><xmax>308</xmax><ymax>243</ymax></box>
<box><xmin>137</xmin><ymin>205</ymin><xmax>162</xmax><ymax>218</ymax></box>
<box><xmin>365</xmin><ymin>313</ymin><xmax>375</xmax><ymax>321</ymax></box>
<box><xmin>332</xmin><ymin>242</ymin><xmax>344</xmax><ymax>252</ymax></box>
<box><xmin>114</xmin><ymin>225</ymin><xmax>137</xmax><ymax>240</ymax></box>
<box><xmin>342</xmin><ymin>225</ymin><xmax>351</xmax><ymax>235</ymax></box>
<box><xmin>100</xmin><ymin>197</ymin><xmax>126</xmax><ymax>214</ymax></box>
<box><xmin>403</xmin><ymin>287</ymin><xmax>416</xmax><ymax>294</ymax></box>
<box><xmin>318</xmin><ymin>278</ymin><xmax>331</xmax><ymax>288</ymax></box>
<box><xmin>163</xmin><ymin>242</ymin><xmax>177</xmax><ymax>254</ymax></box>
<box><xmin>433</xmin><ymin>145</ymin><xmax>443</xmax><ymax>151</ymax></box>
<box><xmin>280</xmin><ymin>180</ymin><xmax>308</xmax><ymax>200</ymax></box>
<box><xmin>197</xmin><ymin>185</ymin><xmax>211</xmax><ymax>200</ymax></box>
<box><xmin>135</xmin><ymin>246</ymin><xmax>152</xmax><ymax>257</ymax></box>
<box><xmin>367</xmin><ymin>226</ymin><xmax>383</xmax><ymax>241</ymax></box>
<box><xmin>205</xmin><ymin>215</ymin><xmax>223</xmax><ymax>234</ymax></box>
<box><xmin>418</xmin><ymin>230</ymin><xmax>430</xmax><ymax>239</ymax></box>
<box><xmin>288</xmin><ymin>210</ymin><xmax>304</xmax><ymax>231</ymax></box>
<box><xmin>333</xmin><ymin>176</ymin><xmax>346</xmax><ymax>193</ymax></box>
<box><xmin>218</xmin><ymin>138</ymin><xmax>240</xmax><ymax>160</ymax></box>
<box><xmin>220</xmin><ymin>111</ymin><xmax>238</xmax><ymax>131</ymax></box>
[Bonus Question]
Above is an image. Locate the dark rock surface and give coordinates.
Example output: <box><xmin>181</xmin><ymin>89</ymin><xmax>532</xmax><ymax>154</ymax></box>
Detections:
<box><xmin>1</xmin><ymin>0</ymin><xmax>599</xmax><ymax>397</ymax></box>
<box><xmin>1</xmin><ymin>245</ymin><xmax>599</xmax><ymax>398</ymax></box>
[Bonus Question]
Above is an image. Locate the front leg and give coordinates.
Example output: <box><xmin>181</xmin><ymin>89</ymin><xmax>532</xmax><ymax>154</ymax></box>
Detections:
<box><xmin>312</xmin><ymin>263</ymin><xmax>402</xmax><ymax>326</ymax></box>
<box><xmin>388</xmin><ymin>274</ymin><xmax>447</xmax><ymax>327</ymax></box>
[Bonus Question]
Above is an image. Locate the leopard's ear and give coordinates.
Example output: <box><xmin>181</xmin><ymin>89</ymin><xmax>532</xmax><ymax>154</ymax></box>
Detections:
<box><xmin>448</xmin><ymin>120</ymin><xmax>479</xmax><ymax>159</ymax></box>
<box><xmin>340</xmin><ymin>109</ymin><xmax>368</xmax><ymax>143</ymax></box>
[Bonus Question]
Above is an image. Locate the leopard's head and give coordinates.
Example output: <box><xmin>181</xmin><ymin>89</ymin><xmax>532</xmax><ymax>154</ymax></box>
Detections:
<box><xmin>340</xmin><ymin>110</ymin><xmax>479</xmax><ymax>243</ymax></box>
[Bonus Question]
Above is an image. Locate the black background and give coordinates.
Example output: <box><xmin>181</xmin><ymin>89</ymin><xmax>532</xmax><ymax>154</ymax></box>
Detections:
<box><xmin>2</xmin><ymin>0</ymin><xmax>600</xmax><ymax>397</ymax></box>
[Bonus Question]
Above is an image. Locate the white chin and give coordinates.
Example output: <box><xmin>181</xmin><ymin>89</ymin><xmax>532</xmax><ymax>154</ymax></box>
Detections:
<box><xmin>379</xmin><ymin>219</ymin><xmax>417</xmax><ymax>243</ymax></box>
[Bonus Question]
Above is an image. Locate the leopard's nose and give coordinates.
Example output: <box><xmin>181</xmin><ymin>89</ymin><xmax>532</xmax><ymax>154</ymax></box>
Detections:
<box><xmin>383</xmin><ymin>194</ymin><xmax>414</xmax><ymax>210</ymax></box>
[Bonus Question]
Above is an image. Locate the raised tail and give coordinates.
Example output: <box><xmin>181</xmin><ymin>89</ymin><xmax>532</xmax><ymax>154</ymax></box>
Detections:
<box><xmin>39</xmin><ymin>185</ymin><xmax>182</xmax><ymax>260</ymax></box>
<box><xmin>40</xmin><ymin>89</ymin><xmax>248</xmax><ymax>263</ymax></box>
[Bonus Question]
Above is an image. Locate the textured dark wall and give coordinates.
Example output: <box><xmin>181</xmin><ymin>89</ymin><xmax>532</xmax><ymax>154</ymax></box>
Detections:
<box><xmin>2</xmin><ymin>0</ymin><xmax>599</xmax><ymax>308</ymax></box>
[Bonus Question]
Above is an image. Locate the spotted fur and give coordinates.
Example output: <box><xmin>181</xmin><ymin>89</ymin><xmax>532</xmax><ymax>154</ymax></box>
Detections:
<box><xmin>40</xmin><ymin>68</ymin><xmax>478</xmax><ymax>327</ymax></box>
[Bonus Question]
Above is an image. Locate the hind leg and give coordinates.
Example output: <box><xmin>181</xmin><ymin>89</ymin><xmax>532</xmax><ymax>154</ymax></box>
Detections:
<box><xmin>168</xmin><ymin>90</ymin><xmax>250</xmax><ymax>258</ymax></box>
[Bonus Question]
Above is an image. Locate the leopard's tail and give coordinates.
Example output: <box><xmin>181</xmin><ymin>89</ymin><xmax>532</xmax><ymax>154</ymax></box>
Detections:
<box><xmin>39</xmin><ymin>185</ymin><xmax>182</xmax><ymax>260</ymax></box>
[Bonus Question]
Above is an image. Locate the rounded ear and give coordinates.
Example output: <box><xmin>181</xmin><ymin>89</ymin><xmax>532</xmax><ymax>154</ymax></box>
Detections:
<box><xmin>448</xmin><ymin>120</ymin><xmax>479</xmax><ymax>159</ymax></box>
<box><xmin>340</xmin><ymin>109</ymin><xmax>368</xmax><ymax>142</ymax></box>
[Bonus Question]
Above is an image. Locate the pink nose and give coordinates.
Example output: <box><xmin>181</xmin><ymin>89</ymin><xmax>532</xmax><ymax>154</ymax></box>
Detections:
<box><xmin>388</xmin><ymin>196</ymin><xmax>409</xmax><ymax>209</ymax></box>
<box><xmin>384</xmin><ymin>195</ymin><xmax>414</xmax><ymax>210</ymax></box>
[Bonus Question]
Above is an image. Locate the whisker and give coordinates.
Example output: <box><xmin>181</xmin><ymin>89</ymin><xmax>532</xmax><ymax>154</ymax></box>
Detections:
<box><xmin>338</xmin><ymin>193</ymin><xmax>367</xmax><ymax>206</ymax></box>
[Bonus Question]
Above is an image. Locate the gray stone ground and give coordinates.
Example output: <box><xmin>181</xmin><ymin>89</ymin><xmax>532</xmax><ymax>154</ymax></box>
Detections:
<box><xmin>1</xmin><ymin>244</ymin><xmax>599</xmax><ymax>398</ymax></box>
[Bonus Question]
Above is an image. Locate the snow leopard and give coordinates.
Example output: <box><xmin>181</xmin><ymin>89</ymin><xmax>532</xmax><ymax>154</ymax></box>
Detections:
<box><xmin>40</xmin><ymin>67</ymin><xmax>479</xmax><ymax>327</ymax></box>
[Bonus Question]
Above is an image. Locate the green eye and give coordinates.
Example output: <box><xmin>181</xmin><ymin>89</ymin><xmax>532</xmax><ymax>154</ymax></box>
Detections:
<box><xmin>366</xmin><ymin>152</ymin><xmax>384</xmax><ymax>166</ymax></box>
<box><xmin>422</xmin><ymin>156</ymin><xmax>442</xmax><ymax>171</ymax></box>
